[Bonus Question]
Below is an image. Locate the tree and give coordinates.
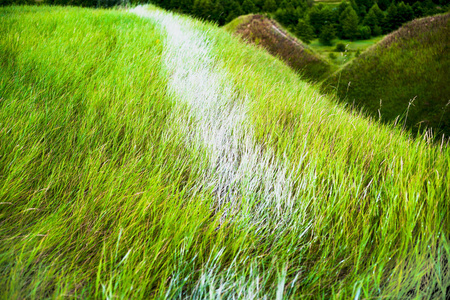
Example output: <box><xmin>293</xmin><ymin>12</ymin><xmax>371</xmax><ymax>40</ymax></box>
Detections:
<box><xmin>340</xmin><ymin>6</ymin><xmax>359</xmax><ymax>40</ymax></box>
<box><xmin>358</xmin><ymin>25</ymin><xmax>371</xmax><ymax>39</ymax></box>
<box><xmin>396</xmin><ymin>2</ymin><xmax>414</xmax><ymax>24</ymax></box>
<box><xmin>211</xmin><ymin>0</ymin><xmax>226</xmax><ymax>25</ymax></box>
<box><xmin>263</xmin><ymin>0</ymin><xmax>277</xmax><ymax>12</ymax></box>
<box><xmin>372</xmin><ymin>25</ymin><xmax>382</xmax><ymax>36</ymax></box>
<box><xmin>226</xmin><ymin>0</ymin><xmax>244</xmax><ymax>23</ymax></box>
<box><xmin>295</xmin><ymin>19</ymin><xmax>315</xmax><ymax>44</ymax></box>
<box><xmin>308</xmin><ymin>5</ymin><xmax>334</xmax><ymax>34</ymax></box>
<box><xmin>363</xmin><ymin>4</ymin><xmax>385</xmax><ymax>32</ymax></box>
<box><xmin>377</xmin><ymin>0</ymin><xmax>391</xmax><ymax>10</ymax></box>
<box><xmin>384</xmin><ymin>2</ymin><xmax>400</xmax><ymax>32</ymax></box>
<box><xmin>319</xmin><ymin>24</ymin><xmax>336</xmax><ymax>45</ymax></box>
<box><xmin>275</xmin><ymin>7</ymin><xmax>302</xmax><ymax>27</ymax></box>
<box><xmin>412</xmin><ymin>1</ymin><xmax>424</xmax><ymax>18</ymax></box>
<box><xmin>338</xmin><ymin>1</ymin><xmax>351</xmax><ymax>17</ymax></box>
<box><xmin>354</xmin><ymin>0</ymin><xmax>374</xmax><ymax>16</ymax></box>
<box><xmin>242</xmin><ymin>0</ymin><xmax>257</xmax><ymax>14</ymax></box>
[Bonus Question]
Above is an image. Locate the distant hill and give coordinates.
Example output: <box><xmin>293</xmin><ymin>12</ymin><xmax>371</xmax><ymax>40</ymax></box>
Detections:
<box><xmin>324</xmin><ymin>13</ymin><xmax>450</xmax><ymax>137</ymax></box>
<box><xmin>224</xmin><ymin>14</ymin><xmax>334</xmax><ymax>82</ymax></box>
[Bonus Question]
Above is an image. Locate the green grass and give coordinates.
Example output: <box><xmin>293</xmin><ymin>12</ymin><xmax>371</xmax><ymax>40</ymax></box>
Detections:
<box><xmin>309</xmin><ymin>36</ymin><xmax>384</xmax><ymax>65</ymax></box>
<box><xmin>324</xmin><ymin>13</ymin><xmax>450</xmax><ymax>136</ymax></box>
<box><xmin>1</xmin><ymin>5</ymin><xmax>449</xmax><ymax>299</ymax></box>
<box><xmin>223</xmin><ymin>13</ymin><xmax>254</xmax><ymax>33</ymax></box>
<box><xmin>314</xmin><ymin>0</ymin><xmax>341</xmax><ymax>6</ymax></box>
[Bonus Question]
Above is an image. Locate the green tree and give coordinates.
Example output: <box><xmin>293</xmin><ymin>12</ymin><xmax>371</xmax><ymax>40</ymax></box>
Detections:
<box><xmin>372</xmin><ymin>24</ymin><xmax>382</xmax><ymax>36</ymax></box>
<box><xmin>242</xmin><ymin>0</ymin><xmax>257</xmax><ymax>14</ymax></box>
<box><xmin>338</xmin><ymin>1</ymin><xmax>351</xmax><ymax>17</ymax></box>
<box><xmin>263</xmin><ymin>0</ymin><xmax>277</xmax><ymax>12</ymax></box>
<box><xmin>358</xmin><ymin>25</ymin><xmax>371</xmax><ymax>39</ymax></box>
<box><xmin>384</xmin><ymin>2</ymin><xmax>400</xmax><ymax>32</ymax></box>
<box><xmin>275</xmin><ymin>7</ymin><xmax>302</xmax><ymax>26</ymax></box>
<box><xmin>309</xmin><ymin>5</ymin><xmax>334</xmax><ymax>34</ymax></box>
<box><xmin>377</xmin><ymin>0</ymin><xmax>391</xmax><ymax>10</ymax></box>
<box><xmin>340</xmin><ymin>6</ymin><xmax>359</xmax><ymax>40</ymax></box>
<box><xmin>211</xmin><ymin>0</ymin><xmax>226</xmax><ymax>25</ymax></box>
<box><xmin>363</xmin><ymin>4</ymin><xmax>385</xmax><ymax>32</ymax></box>
<box><xmin>319</xmin><ymin>23</ymin><xmax>336</xmax><ymax>45</ymax></box>
<box><xmin>295</xmin><ymin>19</ymin><xmax>315</xmax><ymax>44</ymax></box>
<box><xmin>412</xmin><ymin>1</ymin><xmax>424</xmax><ymax>18</ymax></box>
<box><xmin>396</xmin><ymin>2</ymin><xmax>414</xmax><ymax>23</ymax></box>
<box><xmin>226</xmin><ymin>0</ymin><xmax>244</xmax><ymax>23</ymax></box>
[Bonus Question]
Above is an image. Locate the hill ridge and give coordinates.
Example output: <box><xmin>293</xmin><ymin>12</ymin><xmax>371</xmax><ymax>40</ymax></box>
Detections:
<box><xmin>324</xmin><ymin>13</ymin><xmax>450</xmax><ymax>136</ymax></box>
<box><xmin>225</xmin><ymin>14</ymin><xmax>333</xmax><ymax>81</ymax></box>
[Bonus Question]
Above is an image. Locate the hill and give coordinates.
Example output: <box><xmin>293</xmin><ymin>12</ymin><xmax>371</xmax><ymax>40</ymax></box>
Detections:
<box><xmin>224</xmin><ymin>14</ymin><xmax>334</xmax><ymax>81</ymax></box>
<box><xmin>324</xmin><ymin>13</ymin><xmax>450</xmax><ymax>137</ymax></box>
<box><xmin>0</xmin><ymin>5</ymin><xmax>449</xmax><ymax>299</ymax></box>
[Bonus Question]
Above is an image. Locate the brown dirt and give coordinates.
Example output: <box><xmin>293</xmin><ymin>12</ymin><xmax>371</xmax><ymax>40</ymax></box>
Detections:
<box><xmin>231</xmin><ymin>15</ymin><xmax>332</xmax><ymax>82</ymax></box>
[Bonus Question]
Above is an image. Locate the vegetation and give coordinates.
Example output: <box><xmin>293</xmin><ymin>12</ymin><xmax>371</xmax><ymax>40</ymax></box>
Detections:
<box><xmin>142</xmin><ymin>0</ymin><xmax>450</xmax><ymax>42</ymax></box>
<box><xmin>1</xmin><ymin>5</ymin><xmax>449</xmax><ymax>299</ymax></box>
<box><xmin>324</xmin><ymin>13</ymin><xmax>450</xmax><ymax>136</ymax></box>
<box><xmin>224</xmin><ymin>14</ymin><xmax>334</xmax><ymax>81</ymax></box>
<box><xmin>335</xmin><ymin>42</ymin><xmax>346</xmax><ymax>51</ymax></box>
<box><xmin>318</xmin><ymin>23</ymin><xmax>336</xmax><ymax>45</ymax></box>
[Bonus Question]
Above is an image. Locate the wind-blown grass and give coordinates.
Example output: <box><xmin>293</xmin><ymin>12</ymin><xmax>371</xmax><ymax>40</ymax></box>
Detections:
<box><xmin>0</xmin><ymin>5</ymin><xmax>449</xmax><ymax>299</ymax></box>
<box><xmin>324</xmin><ymin>13</ymin><xmax>450</xmax><ymax>137</ymax></box>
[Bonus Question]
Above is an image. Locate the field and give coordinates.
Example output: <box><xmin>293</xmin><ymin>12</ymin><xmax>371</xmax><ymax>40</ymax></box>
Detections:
<box><xmin>313</xmin><ymin>0</ymin><xmax>341</xmax><ymax>6</ymax></box>
<box><xmin>309</xmin><ymin>36</ymin><xmax>384</xmax><ymax>65</ymax></box>
<box><xmin>0</xmin><ymin>5</ymin><xmax>449</xmax><ymax>299</ymax></box>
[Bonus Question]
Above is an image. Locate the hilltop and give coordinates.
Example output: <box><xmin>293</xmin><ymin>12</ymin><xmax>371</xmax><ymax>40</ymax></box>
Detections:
<box><xmin>224</xmin><ymin>14</ymin><xmax>333</xmax><ymax>81</ymax></box>
<box><xmin>324</xmin><ymin>13</ymin><xmax>450</xmax><ymax>136</ymax></box>
<box><xmin>0</xmin><ymin>5</ymin><xmax>449</xmax><ymax>299</ymax></box>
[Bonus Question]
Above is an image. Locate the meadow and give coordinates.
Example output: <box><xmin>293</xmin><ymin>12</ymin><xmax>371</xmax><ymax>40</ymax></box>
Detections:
<box><xmin>308</xmin><ymin>36</ymin><xmax>384</xmax><ymax>65</ymax></box>
<box><xmin>0</xmin><ymin>5</ymin><xmax>449</xmax><ymax>299</ymax></box>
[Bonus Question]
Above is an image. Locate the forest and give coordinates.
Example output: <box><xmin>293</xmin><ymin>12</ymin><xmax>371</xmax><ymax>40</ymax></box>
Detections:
<box><xmin>2</xmin><ymin>0</ymin><xmax>449</xmax><ymax>45</ymax></box>
<box><xmin>152</xmin><ymin>0</ymin><xmax>450</xmax><ymax>44</ymax></box>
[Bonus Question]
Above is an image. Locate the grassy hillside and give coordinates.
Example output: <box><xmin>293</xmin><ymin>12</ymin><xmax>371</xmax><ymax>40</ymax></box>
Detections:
<box><xmin>224</xmin><ymin>14</ymin><xmax>334</xmax><ymax>81</ymax></box>
<box><xmin>1</xmin><ymin>5</ymin><xmax>449</xmax><ymax>299</ymax></box>
<box><xmin>324</xmin><ymin>13</ymin><xmax>450</xmax><ymax>137</ymax></box>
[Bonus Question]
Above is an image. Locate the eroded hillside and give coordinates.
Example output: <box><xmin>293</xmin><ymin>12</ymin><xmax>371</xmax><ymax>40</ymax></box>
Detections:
<box><xmin>225</xmin><ymin>14</ymin><xmax>333</xmax><ymax>81</ymax></box>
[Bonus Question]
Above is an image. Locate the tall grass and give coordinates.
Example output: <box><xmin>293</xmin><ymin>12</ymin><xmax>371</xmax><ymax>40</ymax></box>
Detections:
<box><xmin>0</xmin><ymin>5</ymin><xmax>449</xmax><ymax>299</ymax></box>
<box><xmin>324</xmin><ymin>13</ymin><xmax>450</xmax><ymax>137</ymax></box>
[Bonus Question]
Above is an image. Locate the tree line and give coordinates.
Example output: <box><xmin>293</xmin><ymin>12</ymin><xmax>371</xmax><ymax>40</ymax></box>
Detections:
<box><xmin>1</xmin><ymin>0</ymin><xmax>448</xmax><ymax>46</ymax></box>
<box><xmin>153</xmin><ymin>0</ymin><xmax>448</xmax><ymax>45</ymax></box>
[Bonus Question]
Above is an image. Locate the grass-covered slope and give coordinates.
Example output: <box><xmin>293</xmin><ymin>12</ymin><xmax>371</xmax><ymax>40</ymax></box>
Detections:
<box><xmin>224</xmin><ymin>14</ymin><xmax>333</xmax><ymax>81</ymax></box>
<box><xmin>1</xmin><ymin>5</ymin><xmax>450</xmax><ymax>299</ymax></box>
<box><xmin>324</xmin><ymin>13</ymin><xmax>450</xmax><ymax>137</ymax></box>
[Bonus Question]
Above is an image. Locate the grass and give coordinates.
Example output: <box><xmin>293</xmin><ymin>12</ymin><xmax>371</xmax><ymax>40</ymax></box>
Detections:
<box><xmin>314</xmin><ymin>0</ymin><xmax>342</xmax><ymax>6</ymax></box>
<box><xmin>1</xmin><ymin>5</ymin><xmax>449</xmax><ymax>299</ymax></box>
<box><xmin>324</xmin><ymin>13</ymin><xmax>450</xmax><ymax>136</ymax></box>
<box><xmin>309</xmin><ymin>36</ymin><xmax>384</xmax><ymax>65</ymax></box>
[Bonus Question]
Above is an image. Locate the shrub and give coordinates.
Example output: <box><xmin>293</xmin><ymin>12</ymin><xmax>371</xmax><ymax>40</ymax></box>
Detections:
<box><xmin>358</xmin><ymin>25</ymin><xmax>371</xmax><ymax>40</ymax></box>
<box><xmin>328</xmin><ymin>52</ymin><xmax>337</xmax><ymax>59</ymax></box>
<box><xmin>335</xmin><ymin>42</ymin><xmax>346</xmax><ymax>52</ymax></box>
